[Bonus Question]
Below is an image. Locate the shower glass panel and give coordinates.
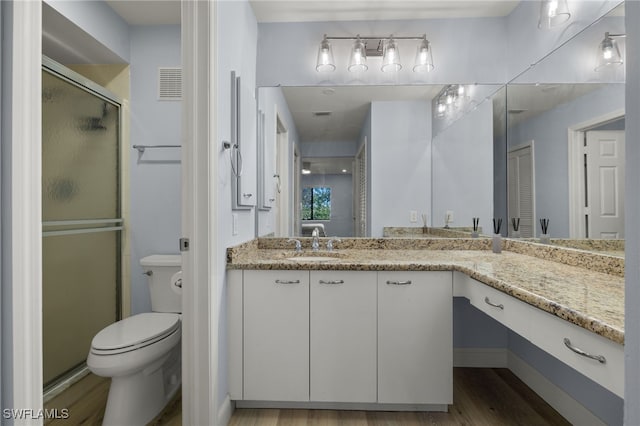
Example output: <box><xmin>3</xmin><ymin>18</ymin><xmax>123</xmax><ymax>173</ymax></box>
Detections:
<box><xmin>42</xmin><ymin>61</ymin><xmax>122</xmax><ymax>389</ymax></box>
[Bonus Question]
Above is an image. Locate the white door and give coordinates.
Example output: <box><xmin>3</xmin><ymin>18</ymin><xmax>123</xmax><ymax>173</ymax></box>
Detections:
<box><xmin>586</xmin><ymin>130</ymin><xmax>625</xmax><ymax>238</ymax></box>
<box><xmin>378</xmin><ymin>271</ymin><xmax>453</xmax><ymax>405</ymax></box>
<box><xmin>507</xmin><ymin>143</ymin><xmax>535</xmax><ymax>237</ymax></box>
<box><xmin>243</xmin><ymin>270</ymin><xmax>310</xmax><ymax>401</ymax></box>
<box><xmin>310</xmin><ymin>271</ymin><xmax>377</xmax><ymax>403</ymax></box>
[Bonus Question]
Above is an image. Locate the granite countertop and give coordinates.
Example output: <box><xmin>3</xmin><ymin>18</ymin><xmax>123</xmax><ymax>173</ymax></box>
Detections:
<box><xmin>228</xmin><ymin>242</ymin><xmax>624</xmax><ymax>345</ymax></box>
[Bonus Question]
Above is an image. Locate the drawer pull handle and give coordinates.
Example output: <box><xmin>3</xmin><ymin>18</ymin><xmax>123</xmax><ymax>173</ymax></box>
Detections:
<box><xmin>275</xmin><ymin>279</ymin><xmax>300</xmax><ymax>284</ymax></box>
<box><xmin>563</xmin><ymin>338</ymin><xmax>606</xmax><ymax>364</ymax></box>
<box><xmin>386</xmin><ymin>280</ymin><xmax>412</xmax><ymax>285</ymax></box>
<box><xmin>484</xmin><ymin>297</ymin><xmax>504</xmax><ymax>310</ymax></box>
<box><xmin>319</xmin><ymin>280</ymin><xmax>344</xmax><ymax>285</ymax></box>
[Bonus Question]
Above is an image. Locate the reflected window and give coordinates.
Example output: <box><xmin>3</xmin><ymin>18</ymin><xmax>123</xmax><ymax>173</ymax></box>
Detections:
<box><xmin>302</xmin><ymin>187</ymin><xmax>331</xmax><ymax>220</ymax></box>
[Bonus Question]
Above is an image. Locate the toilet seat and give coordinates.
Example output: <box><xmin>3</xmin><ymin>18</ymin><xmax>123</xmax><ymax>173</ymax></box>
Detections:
<box><xmin>91</xmin><ymin>312</ymin><xmax>180</xmax><ymax>356</ymax></box>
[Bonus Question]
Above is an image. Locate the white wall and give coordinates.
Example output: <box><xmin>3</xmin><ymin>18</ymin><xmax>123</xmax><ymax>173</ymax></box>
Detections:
<box><xmin>256</xmin><ymin>86</ymin><xmax>300</xmax><ymax>237</ymax></box>
<box><xmin>508</xmin><ymin>84</ymin><xmax>625</xmax><ymax>238</ymax></box>
<box><xmin>44</xmin><ymin>0</ymin><xmax>130</xmax><ymax>62</ymax></box>
<box><xmin>257</xmin><ymin>17</ymin><xmax>507</xmax><ymax>86</ymax></box>
<box><xmin>129</xmin><ymin>26</ymin><xmax>182</xmax><ymax>314</ymax></box>
<box><xmin>216</xmin><ymin>0</ymin><xmax>258</xmax><ymax>408</ymax></box>
<box><xmin>370</xmin><ymin>101</ymin><xmax>431</xmax><ymax>237</ymax></box>
<box><xmin>505</xmin><ymin>0</ymin><xmax>622</xmax><ymax>81</ymax></box>
<box><xmin>432</xmin><ymin>99</ymin><xmax>493</xmax><ymax>233</ymax></box>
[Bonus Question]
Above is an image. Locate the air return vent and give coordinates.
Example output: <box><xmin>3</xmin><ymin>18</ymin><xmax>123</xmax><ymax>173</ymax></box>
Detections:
<box><xmin>158</xmin><ymin>67</ymin><xmax>182</xmax><ymax>101</ymax></box>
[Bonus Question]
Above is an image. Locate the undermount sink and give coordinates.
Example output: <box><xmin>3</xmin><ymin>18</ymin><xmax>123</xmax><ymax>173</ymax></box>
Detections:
<box><xmin>286</xmin><ymin>255</ymin><xmax>341</xmax><ymax>262</ymax></box>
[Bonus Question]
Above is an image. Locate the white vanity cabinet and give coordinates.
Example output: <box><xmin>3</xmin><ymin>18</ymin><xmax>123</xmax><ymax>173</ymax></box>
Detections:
<box><xmin>378</xmin><ymin>271</ymin><xmax>453</xmax><ymax>405</ymax></box>
<box><xmin>243</xmin><ymin>270</ymin><xmax>310</xmax><ymax>401</ymax></box>
<box><xmin>229</xmin><ymin>269</ymin><xmax>453</xmax><ymax>407</ymax></box>
<box><xmin>453</xmin><ymin>272</ymin><xmax>624</xmax><ymax>398</ymax></box>
<box><xmin>310</xmin><ymin>271</ymin><xmax>377</xmax><ymax>402</ymax></box>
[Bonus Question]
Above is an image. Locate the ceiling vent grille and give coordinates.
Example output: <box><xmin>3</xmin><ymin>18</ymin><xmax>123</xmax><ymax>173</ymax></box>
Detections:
<box><xmin>158</xmin><ymin>67</ymin><xmax>182</xmax><ymax>101</ymax></box>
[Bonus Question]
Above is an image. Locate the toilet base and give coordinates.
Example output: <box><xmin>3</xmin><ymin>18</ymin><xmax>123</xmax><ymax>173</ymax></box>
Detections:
<box><xmin>101</xmin><ymin>345</ymin><xmax>181</xmax><ymax>426</ymax></box>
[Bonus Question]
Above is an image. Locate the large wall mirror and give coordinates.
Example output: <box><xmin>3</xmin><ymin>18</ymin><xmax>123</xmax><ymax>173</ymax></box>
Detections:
<box><xmin>256</xmin><ymin>84</ymin><xmax>503</xmax><ymax>238</ymax></box>
<box><xmin>505</xmin><ymin>2</ymin><xmax>625</xmax><ymax>242</ymax></box>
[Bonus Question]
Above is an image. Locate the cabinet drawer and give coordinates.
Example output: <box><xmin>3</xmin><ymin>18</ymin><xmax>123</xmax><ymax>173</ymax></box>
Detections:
<box><xmin>466</xmin><ymin>278</ymin><xmax>530</xmax><ymax>338</ymax></box>
<box><xmin>527</xmin><ymin>306</ymin><xmax>624</xmax><ymax>397</ymax></box>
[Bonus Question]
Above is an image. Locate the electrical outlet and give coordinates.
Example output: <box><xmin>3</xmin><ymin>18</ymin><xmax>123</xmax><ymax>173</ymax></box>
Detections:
<box><xmin>410</xmin><ymin>210</ymin><xmax>418</xmax><ymax>223</ymax></box>
<box><xmin>232</xmin><ymin>213</ymin><xmax>238</xmax><ymax>236</ymax></box>
<box><xmin>446</xmin><ymin>210</ymin><xmax>454</xmax><ymax>223</ymax></box>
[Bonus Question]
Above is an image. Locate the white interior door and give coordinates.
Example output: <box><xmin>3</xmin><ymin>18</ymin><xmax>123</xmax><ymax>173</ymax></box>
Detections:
<box><xmin>507</xmin><ymin>143</ymin><xmax>535</xmax><ymax>237</ymax></box>
<box><xmin>586</xmin><ymin>130</ymin><xmax>625</xmax><ymax>238</ymax></box>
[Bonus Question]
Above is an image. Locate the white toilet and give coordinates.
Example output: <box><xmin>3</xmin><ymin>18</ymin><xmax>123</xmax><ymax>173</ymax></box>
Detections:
<box><xmin>87</xmin><ymin>255</ymin><xmax>182</xmax><ymax>426</ymax></box>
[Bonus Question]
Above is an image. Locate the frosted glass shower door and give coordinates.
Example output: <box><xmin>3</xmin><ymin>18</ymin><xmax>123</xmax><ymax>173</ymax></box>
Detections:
<box><xmin>42</xmin><ymin>64</ymin><xmax>122</xmax><ymax>387</ymax></box>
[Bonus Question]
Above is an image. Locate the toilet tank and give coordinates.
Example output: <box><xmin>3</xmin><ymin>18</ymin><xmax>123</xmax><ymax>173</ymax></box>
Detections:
<box><xmin>140</xmin><ymin>255</ymin><xmax>182</xmax><ymax>313</ymax></box>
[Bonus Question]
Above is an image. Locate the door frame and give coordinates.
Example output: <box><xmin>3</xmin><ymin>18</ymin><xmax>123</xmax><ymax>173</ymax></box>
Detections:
<box><xmin>567</xmin><ymin>109</ymin><xmax>624</xmax><ymax>238</ymax></box>
<box><xmin>181</xmin><ymin>1</ymin><xmax>217</xmax><ymax>424</ymax></box>
<box><xmin>2</xmin><ymin>0</ymin><xmax>44</xmax><ymax>416</ymax></box>
<box><xmin>275</xmin><ymin>111</ymin><xmax>289</xmax><ymax>237</ymax></box>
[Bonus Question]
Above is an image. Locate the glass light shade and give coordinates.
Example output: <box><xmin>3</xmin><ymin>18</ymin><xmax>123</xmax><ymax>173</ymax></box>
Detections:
<box><xmin>436</xmin><ymin>100</ymin><xmax>446</xmax><ymax>118</ymax></box>
<box><xmin>381</xmin><ymin>38</ymin><xmax>402</xmax><ymax>72</ymax></box>
<box><xmin>538</xmin><ymin>0</ymin><xmax>571</xmax><ymax>29</ymax></box>
<box><xmin>316</xmin><ymin>36</ymin><xmax>336</xmax><ymax>72</ymax></box>
<box><xmin>595</xmin><ymin>34</ymin><xmax>623</xmax><ymax>71</ymax></box>
<box><xmin>348</xmin><ymin>37</ymin><xmax>368</xmax><ymax>72</ymax></box>
<box><xmin>413</xmin><ymin>38</ymin><xmax>434</xmax><ymax>72</ymax></box>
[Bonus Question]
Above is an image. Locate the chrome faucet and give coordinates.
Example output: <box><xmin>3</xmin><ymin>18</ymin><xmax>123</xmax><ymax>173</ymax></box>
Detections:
<box><xmin>311</xmin><ymin>227</ymin><xmax>320</xmax><ymax>252</ymax></box>
<box><xmin>326</xmin><ymin>237</ymin><xmax>341</xmax><ymax>252</ymax></box>
<box><xmin>288</xmin><ymin>238</ymin><xmax>302</xmax><ymax>253</ymax></box>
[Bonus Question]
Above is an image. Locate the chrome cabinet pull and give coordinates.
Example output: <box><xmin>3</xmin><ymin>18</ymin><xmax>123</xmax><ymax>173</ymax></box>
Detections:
<box><xmin>563</xmin><ymin>338</ymin><xmax>606</xmax><ymax>364</ymax></box>
<box><xmin>275</xmin><ymin>279</ymin><xmax>300</xmax><ymax>284</ymax></box>
<box><xmin>484</xmin><ymin>297</ymin><xmax>504</xmax><ymax>310</ymax></box>
<box><xmin>386</xmin><ymin>280</ymin><xmax>412</xmax><ymax>285</ymax></box>
<box><xmin>243</xmin><ymin>193</ymin><xmax>253</xmax><ymax>198</ymax></box>
<box><xmin>319</xmin><ymin>280</ymin><xmax>344</xmax><ymax>285</ymax></box>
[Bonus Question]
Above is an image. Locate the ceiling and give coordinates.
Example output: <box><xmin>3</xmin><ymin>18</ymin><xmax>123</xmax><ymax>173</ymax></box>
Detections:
<box><xmin>281</xmin><ymin>85</ymin><xmax>442</xmax><ymax>143</ymax></box>
<box><xmin>249</xmin><ymin>1</ymin><xmax>520</xmax><ymax>23</ymax></box>
<box><xmin>105</xmin><ymin>0</ymin><xmax>180</xmax><ymax>25</ymax></box>
<box><xmin>105</xmin><ymin>0</ymin><xmax>519</xmax><ymax>25</ymax></box>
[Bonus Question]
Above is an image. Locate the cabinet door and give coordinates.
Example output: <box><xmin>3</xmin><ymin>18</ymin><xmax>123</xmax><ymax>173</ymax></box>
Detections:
<box><xmin>378</xmin><ymin>271</ymin><xmax>453</xmax><ymax>405</ymax></box>
<box><xmin>310</xmin><ymin>271</ymin><xmax>377</xmax><ymax>403</ymax></box>
<box><xmin>243</xmin><ymin>270</ymin><xmax>309</xmax><ymax>401</ymax></box>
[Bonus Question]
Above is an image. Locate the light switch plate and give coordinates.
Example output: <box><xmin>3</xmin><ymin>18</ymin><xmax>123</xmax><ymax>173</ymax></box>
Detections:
<box><xmin>410</xmin><ymin>210</ymin><xmax>418</xmax><ymax>223</ymax></box>
<box><xmin>446</xmin><ymin>210</ymin><xmax>454</xmax><ymax>223</ymax></box>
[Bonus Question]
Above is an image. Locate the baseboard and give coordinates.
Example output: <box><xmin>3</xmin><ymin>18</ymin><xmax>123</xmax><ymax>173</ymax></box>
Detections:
<box><xmin>235</xmin><ymin>401</ymin><xmax>447</xmax><ymax>412</ymax></box>
<box><xmin>454</xmin><ymin>347</ymin><xmax>508</xmax><ymax>368</ymax></box>
<box><xmin>507</xmin><ymin>351</ymin><xmax>605</xmax><ymax>426</ymax></box>
<box><xmin>217</xmin><ymin>394</ymin><xmax>233</xmax><ymax>426</ymax></box>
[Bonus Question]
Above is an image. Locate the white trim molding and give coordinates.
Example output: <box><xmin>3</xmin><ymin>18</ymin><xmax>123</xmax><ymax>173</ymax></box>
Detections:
<box><xmin>181</xmin><ymin>1</ymin><xmax>217</xmax><ymax>425</ymax></box>
<box><xmin>507</xmin><ymin>351</ymin><xmax>605</xmax><ymax>426</ymax></box>
<box><xmin>1</xmin><ymin>1</ymin><xmax>43</xmax><ymax>422</ymax></box>
<box><xmin>567</xmin><ymin>109</ymin><xmax>624</xmax><ymax>238</ymax></box>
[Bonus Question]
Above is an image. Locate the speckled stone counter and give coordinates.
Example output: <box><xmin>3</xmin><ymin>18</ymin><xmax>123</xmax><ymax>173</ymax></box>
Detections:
<box><xmin>227</xmin><ymin>239</ymin><xmax>624</xmax><ymax>345</ymax></box>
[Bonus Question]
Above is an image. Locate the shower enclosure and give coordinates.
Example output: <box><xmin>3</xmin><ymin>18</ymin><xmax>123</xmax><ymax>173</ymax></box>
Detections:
<box><xmin>42</xmin><ymin>57</ymin><xmax>123</xmax><ymax>390</ymax></box>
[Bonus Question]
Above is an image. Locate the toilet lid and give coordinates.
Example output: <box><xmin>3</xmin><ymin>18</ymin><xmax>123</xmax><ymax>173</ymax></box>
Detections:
<box><xmin>91</xmin><ymin>312</ymin><xmax>180</xmax><ymax>352</ymax></box>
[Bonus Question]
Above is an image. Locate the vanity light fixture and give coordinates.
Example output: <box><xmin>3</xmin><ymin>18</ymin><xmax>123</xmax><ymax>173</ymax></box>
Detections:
<box><xmin>434</xmin><ymin>84</ymin><xmax>469</xmax><ymax>119</ymax></box>
<box><xmin>316</xmin><ymin>35</ymin><xmax>336</xmax><ymax>72</ymax></box>
<box><xmin>595</xmin><ymin>32</ymin><xmax>625</xmax><ymax>71</ymax></box>
<box><xmin>315</xmin><ymin>34</ymin><xmax>434</xmax><ymax>73</ymax></box>
<box><xmin>538</xmin><ymin>0</ymin><xmax>571</xmax><ymax>29</ymax></box>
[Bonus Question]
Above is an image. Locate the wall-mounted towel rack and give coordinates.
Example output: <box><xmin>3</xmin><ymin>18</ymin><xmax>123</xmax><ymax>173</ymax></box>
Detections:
<box><xmin>133</xmin><ymin>144</ymin><xmax>181</xmax><ymax>153</ymax></box>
